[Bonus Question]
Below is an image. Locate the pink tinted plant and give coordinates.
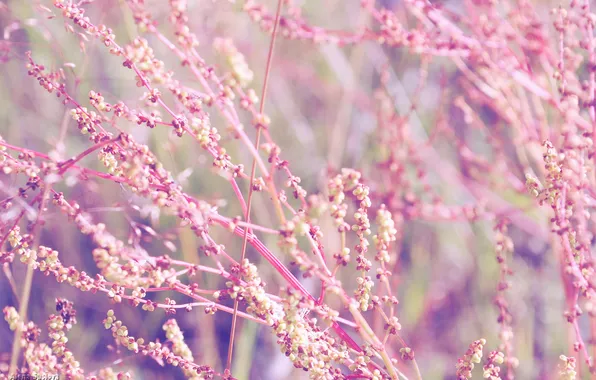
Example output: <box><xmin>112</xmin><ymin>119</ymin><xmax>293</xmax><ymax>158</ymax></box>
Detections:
<box><xmin>0</xmin><ymin>0</ymin><xmax>595</xmax><ymax>379</ymax></box>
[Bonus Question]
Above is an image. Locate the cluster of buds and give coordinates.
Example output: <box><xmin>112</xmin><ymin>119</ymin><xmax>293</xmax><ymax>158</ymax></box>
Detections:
<box><xmin>373</xmin><ymin>204</ymin><xmax>397</xmax><ymax>264</ymax></box>
<box><xmin>168</xmin><ymin>0</ymin><xmax>200</xmax><ymax>50</ymax></box>
<box><xmin>88</xmin><ymin>91</ymin><xmax>112</xmax><ymax>112</ymax></box>
<box><xmin>351</xmin><ymin>182</ymin><xmax>372</xmax><ymax>255</ymax></box>
<box><xmin>541</xmin><ymin>140</ymin><xmax>564</xmax><ymax>207</ymax></box>
<box><xmin>483</xmin><ymin>351</ymin><xmax>505</xmax><ymax>380</ymax></box>
<box><xmin>273</xmin><ymin>290</ymin><xmax>350</xmax><ymax>377</ymax></box>
<box><xmin>240</xmin><ymin>88</ymin><xmax>260</xmax><ymax>110</ymax></box>
<box><xmin>278</xmin><ymin>218</ymin><xmax>299</xmax><ymax>251</ymax></box>
<box><xmin>54</xmin><ymin>1</ymin><xmax>121</xmax><ymax>56</ymax></box>
<box><xmin>261</xmin><ymin>142</ymin><xmax>282</xmax><ymax>165</ymax></box>
<box><xmin>558</xmin><ymin>355</ymin><xmax>578</xmax><ymax>380</ymax></box>
<box><xmin>189</xmin><ymin>116</ymin><xmax>220</xmax><ymax>150</ymax></box>
<box><xmin>12</xmin><ymin>225</ymin><xmax>97</xmax><ymax>292</ymax></box>
<box><xmin>285</xmin><ymin>174</ymin><xmax>307</xmax><ymax>201</ymax></box>
<box><xmin>25</xmin><ymin>52</ymin><xmax>64</xmax><ymax>96</ymax></box>
<box><xmin>125</xmin><ymin>37</ymin><xmax>169</xmax><ymax>85</ymax></box>
<box><xmin>377</xmin><ymin>8</ymin><xmax>408</xmax><ymax>48</ymax></box>
<box><xmin>47</xmin><ymin>299</ymin><xmax>82</xmax><ymax>377</ymax></box>
<box><xmin>103</xmin><ymin>310</ymin><xmax>143</xmax><ymax>354</ymax></box>
<box><xmin>456</xmin><ymin>338</ymin><xmax>486</xmax><ymax>379</ymax></box>
<box><xmin>227</xmin><ymin>259</ymin><xmax>283</xmax><ymax>326</ymax></box>
<box><xmin>10</xmin><ymin>169</ymin><xmax>43</xmax><ymax>195</ymax></box>
<box><xmin>163</xmin><ymin>319</ymin><xmax>200</xmax><ymax>379</ymax></box>
<box><xmin>104</xmin><ymin>310</ymin><xmax>214</xmax><ymax>378</ymax></box>
<box><xmin>328</xmin><ymin>169</ymin><xmax>372</xmax><ymax>243</ymax></box>
<box><xmin>327</xmin><ymin>173</ymin><xmax>349</xmax><ymax>231</ymax></box>
<box><xmin>53</xmin><ymin>196</ymin><xmax>177</xmax><ymax>290</ymax></box>
<box><xmin>3</xmin><ymin>300</ymin><xmax>85</xmax><ymax>378</ymax></box>
<box><xmin>3</xmin><ymin>306</ymin><xmax>22</xmax><ymax>333</ymax></box>
<box><xmin>278</xmin><ymin>212</ymin><xmax>315</xmax><ymax>274</ymax></box>
<box><xmin>70</xmin><ymin>107</ymin><xmax>103</xmax><ymax>140</ymax></box>
<box><xmin>213</xmin><ymin>38</ymin><xmax>254</xmax><ymax>88</ymax></box>
<box><xmin>91</xmin><ymin>367</ymin><xmax>132</xmax><ymax>380</ymax></box>
<box><xmin>354</xmin><ymin>276</ymin><xmax>374</xmax><ymax>312</ymax></box>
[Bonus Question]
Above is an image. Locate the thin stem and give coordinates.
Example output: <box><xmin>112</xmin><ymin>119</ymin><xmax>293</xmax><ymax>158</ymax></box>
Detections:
<box><xmin>225</xmin><ymin>0</ymin><xmax>285</xmax><ymax>373</ymax></box>
<box><xmin>58</xmin><ymin>135</ymin><xmax>119</xmax><ymax>174</ymax></box>
<box><xmin>2</xmin><ymin>264</ymin><xmax>20</xmax><ymax>307</ymax></box>
<box><xmin>8</xmin><ymin>181</ymin><xmax>52</xmax><ymax>376</ymax></box>
<box><xmin>8</xmin><ymin>265</ymin><xmax>34</xmax><ymax>376</ymax></box>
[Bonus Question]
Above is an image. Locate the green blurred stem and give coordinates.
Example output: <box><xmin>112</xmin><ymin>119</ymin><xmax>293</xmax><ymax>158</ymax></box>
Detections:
<box><xmin>8</xmin><ymin>263</ymin><xmax>34</xmax><ymax>376</ymax></box>
<box><xmin>232</xmin><ymin>320</ymin><xmax>258</xmax><ymax>379</ymax></box>
<box><xmin>9</xmin><ymin>184</ymin><xmax>51</xmax><ymax>376</ymax></box>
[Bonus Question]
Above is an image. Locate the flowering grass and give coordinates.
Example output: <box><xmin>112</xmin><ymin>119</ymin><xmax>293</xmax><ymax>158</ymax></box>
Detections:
<box><xmin>0</xmin><ymin>0</ymin><xmax>595</xmax><ymax>379</ymax></box>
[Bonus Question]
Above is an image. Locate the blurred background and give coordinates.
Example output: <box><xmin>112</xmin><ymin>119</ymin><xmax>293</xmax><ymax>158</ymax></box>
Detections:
<box><xmin>0</xmin><ymin>0</ymin><xmax>584</xmax><ymax>379</ymax></box>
